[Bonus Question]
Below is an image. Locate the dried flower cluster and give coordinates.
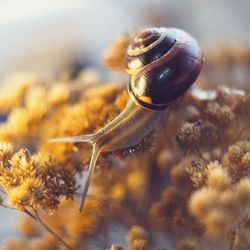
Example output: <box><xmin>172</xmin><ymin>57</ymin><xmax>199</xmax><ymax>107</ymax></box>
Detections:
<box><xmin>1</xmin><ymin>40</ymin><xmax>250</xmax><ymax>250</ymax></box>
<box><xmin>0</xmin><ymin>144</ymin><xmax>77</xmax><ymax>211</ymax></box>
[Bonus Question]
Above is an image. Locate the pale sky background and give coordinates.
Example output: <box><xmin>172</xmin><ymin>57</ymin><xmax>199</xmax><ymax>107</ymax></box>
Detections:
<box><xmin>0</xmin><ymin>0</ymin><xmax>250</xmax><ymax>78</ymax></box>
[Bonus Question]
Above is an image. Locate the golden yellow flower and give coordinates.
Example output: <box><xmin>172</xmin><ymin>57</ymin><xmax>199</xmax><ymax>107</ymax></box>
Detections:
<box><xmin>7</xmin><ymin>108</ymin><xmax>29</xmax><ymax>137</ymax></box>
<box><xmin>27</xmin><ymin>102</ymin><xmax>48</xmax><ymax>123</ymax></box>
<box><xmin>22</xmin><ymin>177</ymin><xmax>44</xmax><ymax>202</ymax></box>
<box><xmin>8</xmin><ymin>185</ymin><xmax>31</xmax><ymax>210</ymax></box>
<box><xmin>25</xmin><ymin>85</ymin><xmax>47</xmax><ymax>110</ymax></box>
<box><xmin>241</xmin><ymin>152</ymin><xmax>250</xmax><ymax>167</ymax></box>
<box><xmin>127</xmin><ymin>168</ymin><xmax>146</xmax><ymax>197</ymax></box>
<box><xmin>189</xmin><ymin>187</ymin><xmax>218</xmax><ymax>217</ymax></box>
<box><xmin>102</xmin><ymin>34</ymin><xmax>130</xmax><ymax>71</ymax></box>
<box><xmin>8</xmin><ymin>177</ymin><xmax>43</xmax><ymax>210</ymax></box>
<box><xmin>24</xmin><ymin>86</ymin><xmax>48</xmax><ymax>123</ymax></box>
<box><xmin>110</xmin><ymin>183</ymin><xmax>126</xmax><ymax>200</ymax></box>
<box><xmin>0</xmin><ymin>167</ymin><xmax>20</xmax><ymax>189</ymax></box>
<box><xmin>0</xmin><ymin>125</ymin><xmax>12</xmax><ymax>143</ymax></box>
<box><xmin>9</xmin><ymin>149</ymin><xmax>35</xmax><ymax>178</ymax></box>
<box><xmin>78</xmin><ymin>68</ymin><xmax>101</xmax><ymax>86</ymax></box>
<box><xmin>0</xmin><ymin>72</ymin><xmax>34</xmax><ymax>113</ymax></box>
<box><xmin>204</xmin><ymin>209</ymin><xmax>227</xmax><ymax>235</ymax></box>
<box><xmin>235</xmin><ymin>178</ymin><xmax>250</xmax><ymax>207</ymax></box>
<box><xmin>0</xmin><ymin>142</ymin><xmax>13</xmax><ymax>162</ymax></box>
<box><xmin>128</xmin><ymin>225</ymin><xmax>149</xmax><ymax>250</ymax></box>
<box><xmin>206</xmin><ymin>161</ymin><xmax>231</xmax><ymax>190</ymax></box>
<box><xmin>47</xmin><ymin>82</ymin><xmax>69</xmax><ymax>106</ymax></box>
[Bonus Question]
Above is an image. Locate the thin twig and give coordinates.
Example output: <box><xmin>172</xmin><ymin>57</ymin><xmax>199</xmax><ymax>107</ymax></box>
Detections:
<box><xmin>31</xmin><ymin>207</ymin><xmax>72</xmax><ymax>250</ymax></box>
<box><xmin>1</xmin><ymin>203</ymin><xmax>16</xmax><ymax>210</ymax></box>
<box><xmin>1</xmin><ymin>203</ymin><xmax>71</xmax><ymax>249</ymax></box>
<box><xmin>24</xmin><ymin>208</ymin><xmax>37</xmax><ymax>220</ymax></box>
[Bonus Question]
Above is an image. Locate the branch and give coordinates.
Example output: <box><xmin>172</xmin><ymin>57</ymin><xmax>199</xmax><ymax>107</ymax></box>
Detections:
<box><xmin>32</xmin><ymin>207</ymin><xmax>72</xmax><ymax>250</ymax></box>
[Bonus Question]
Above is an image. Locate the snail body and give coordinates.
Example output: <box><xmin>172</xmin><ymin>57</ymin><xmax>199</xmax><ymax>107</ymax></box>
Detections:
<box><xmin>50</xmin><ymin>27</ymin><xmax>203</xmax><ymax>212</ymax></box>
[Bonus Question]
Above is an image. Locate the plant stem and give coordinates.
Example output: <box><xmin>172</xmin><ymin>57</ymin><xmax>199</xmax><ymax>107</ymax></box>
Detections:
<box><xmin>24</xmin><ymin>208</ymin><xmax>37</xmax><ymax>220</ymax></box>
<box><xmin>1</xmin><ymin>203</ymin><xmax>72</xmax><ymax>249</ymax></box>
<box><xmin>32</xmin><ymin>207</ymin><xmax>72</xmax><ymax>250</ymax></box>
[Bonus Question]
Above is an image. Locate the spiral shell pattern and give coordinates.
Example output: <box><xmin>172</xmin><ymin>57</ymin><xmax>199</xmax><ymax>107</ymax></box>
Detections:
<box><xmin>125</xmin><ymin>27</ymin><xmax>203</xmax><ymax>110</ymax></box>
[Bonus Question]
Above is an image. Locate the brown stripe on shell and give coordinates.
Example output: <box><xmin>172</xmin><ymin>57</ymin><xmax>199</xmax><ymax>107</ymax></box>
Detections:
<box><xmin>129</xmin><ymin>29</ymin><xmax>192</xmax><ymax>77</ymax></box>
<box><xmin>162</xmin><ymin>51</ymin><xmax>203</xmax><ymax>92</ymax></box>
<box><xmin>126</xmin><ymin>28</ymin><xmax>203</xmax><ymax>110</ymax></box>
<box><xmin>127</xmin><ymin>28</ymin><xmax>168</xmax><ymax>57</ymax></box>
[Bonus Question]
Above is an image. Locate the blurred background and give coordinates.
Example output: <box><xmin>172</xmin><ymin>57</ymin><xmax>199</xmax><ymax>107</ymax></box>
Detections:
<box><xmin>1</xmin><ymin>0</ymin><xmax>250</xmax><ymax>80</ymax></box>
<box><xmin>0</xmin><ymin>0</ymin><xmax>250</xmax><ymax>245</ymax></box>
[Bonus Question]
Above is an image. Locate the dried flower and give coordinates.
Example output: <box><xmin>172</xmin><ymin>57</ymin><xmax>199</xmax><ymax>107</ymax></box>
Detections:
<box><xmin>206</xmin><ymin>161</ymin><xmax>231</xmax><ymax>190</ymax></box>
<box><xmin>47</xmin><ymin>82</ymin><xmax>69</xmax><ymax>106</ymax></box>
<box><xmin>102</xmin><ymin>35</ymin><xmax>130</xmax><ymax>71</ymax></box>
<box><xmin>0</xmin><ymin>142</ymin><xmax>13</xmax><ymax>162</ymax></box>
<box><xmin>22</xmin><ymin>177</ymin><xmax>44</xmax><ymax>201</ymax></box>
<box><xmin>109</xmin><ymin>244</ymin><xmax>124</xmax><ymax>250</ymax></box>
<box><xmin>186</xmin><ymin>160</ymin><xmax>206</xmax><ymax>188</ymax></box>
<box><xmin>176</xmin><ymin>238</ymin><xmax>198</xmax><ymax>250</ymax></box>
<box><xmin>223</xmin><ymin>141</ymin><xmax>250</xmax><ymax>182</ymax></box>
<box><xmin>0</xmin><ymin>166</ymin><xmax>20</xmax><ymax>189</ymax></box>
<box><xmin>176</xmin><ymin>122</ymin><xmax>202</xmax><ymax>149</ymax></box>
<box><xmin>8</xmin><ymin>185</ymin><xmax>32</xmax><ymax>210</ymax></box>
<box><xmin>204</xmin><ymin>209</ymin><xmax>227</xmax><ymax>235</ymax></box>
<box><xmin>189</xmin><ymin>187</ymin><xmax>218</xmax><ymax>217</ymax></box>
<box><xmin>205</xmin><ymin>102</ymin><xmax>235</xmax><ymax>128</ymax></box>
<box><xmin>227</xmin><ymin>141</ymin><xmax>250</xmax><ymax>164</ymax></box>
<box><xmin>151</xmin><ymin>187</ymin><xmax>182</xmax><ymax>219</ymax></box>
<box><xmin>7</xmin><ymin>176</ymin><xmax>42</xmax><ymax>210</ymax></box>
<box><xmin>235</xmin><ymin>178</ymin><xmax>250</xmax><ymax>208</ymax></box>
<box><xmin>1</xmin><ymin>44</ymin><xmax>250</xmax><ymax>250</ymax></box>
<box><xmin>170</xmin><ymin>160</ymin><xmax>190</xmax><ymax>185</ymax></box>
<box><xmin>0</xmin><ymin>72</ymin><xmax>34</xmax><ymax>113</ymax></box>
<box><xmin>157</xmin><ymin>149</ymin><xmax>175</xmax><ymax>170</ymax></box>
<box><xmin>241</xmin><ymin>152</ymin><xmax>250</xmax><ymax>167</ymax></box>
<box><xmin>128</xmin><ymin>225</ymin><xmax>149</xmax><ymax>250</ymax></box>
<box><xmin>9</xmin><ymin>149</ymin><xmax>35</xmax><ymax>178</ymax></box>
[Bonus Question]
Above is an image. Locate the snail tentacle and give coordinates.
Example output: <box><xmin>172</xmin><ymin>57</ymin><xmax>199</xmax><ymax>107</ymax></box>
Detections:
<box><xmin>49</xmin><ymin>134</ymin><xmax>96</xmax><ymax>144</ymax></box>
<box><xmin>79</xmin><ymin>143</ymin><xmax>102</xmax><ymax>213</ymax></box>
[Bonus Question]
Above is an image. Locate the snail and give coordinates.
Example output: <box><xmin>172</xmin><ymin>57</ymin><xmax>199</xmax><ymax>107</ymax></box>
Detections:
<box><xmin>50</xmin><ymin>27</ymin><xmax>203</xmax><ymax>212</ymax></box>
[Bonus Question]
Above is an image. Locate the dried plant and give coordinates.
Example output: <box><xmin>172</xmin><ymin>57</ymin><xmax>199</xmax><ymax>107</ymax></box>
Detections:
<box><xmin>0</xmin><ymin>38</ymin><xmax>250</xmax><ymax>250</ymax></box>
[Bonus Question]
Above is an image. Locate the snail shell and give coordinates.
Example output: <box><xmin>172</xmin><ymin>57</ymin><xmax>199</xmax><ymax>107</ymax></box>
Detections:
<box><xmin>125</xmin><ymin>27</ymin><xmax>203</xmax><ymax>110</ymax></box>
